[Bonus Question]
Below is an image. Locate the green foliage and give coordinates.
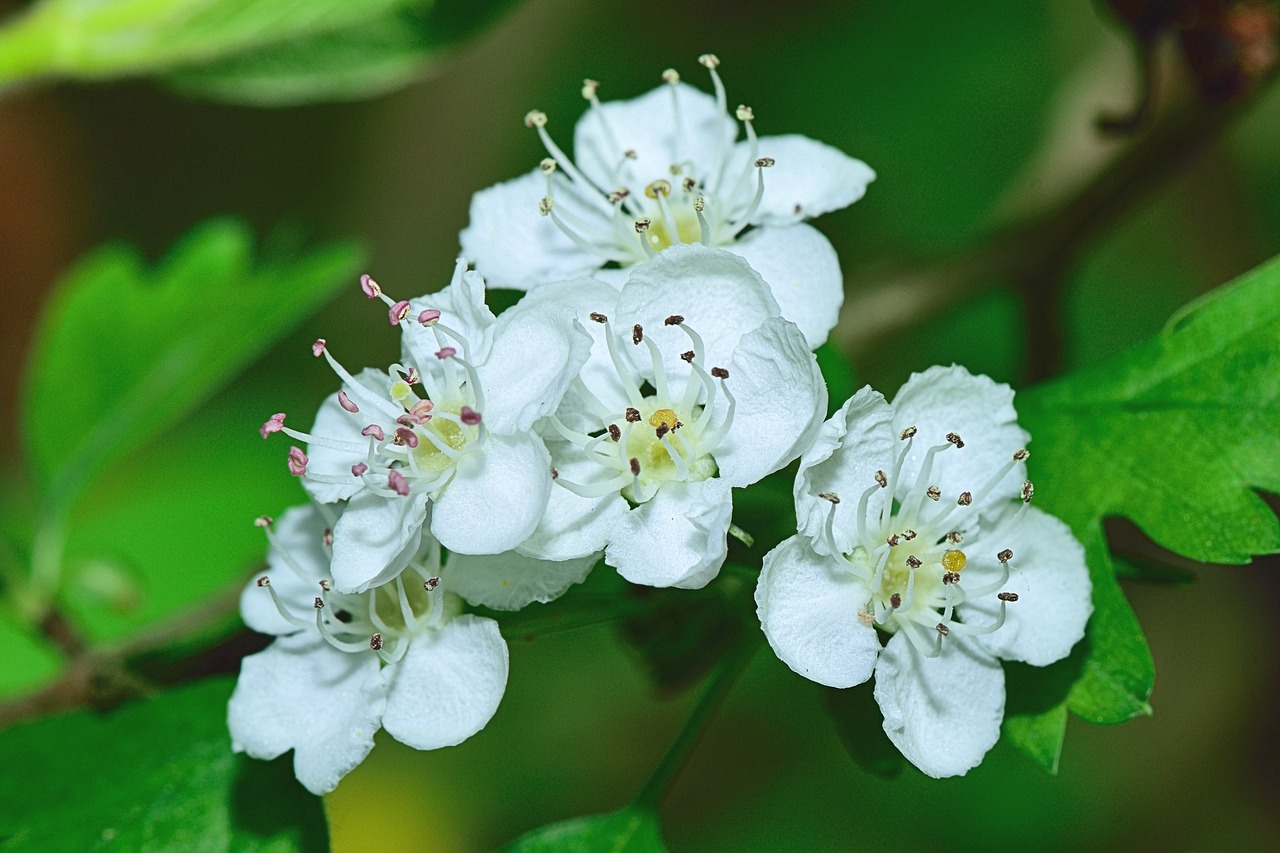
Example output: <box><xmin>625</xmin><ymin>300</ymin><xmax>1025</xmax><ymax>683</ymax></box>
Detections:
<box><xmin>500</xmin><ymin>808</ymin><xmax>667</xmax><ymax>853</ymax></box>
<box><xmin>0</xmin><ymin>0</ymin><xmax>516</xmax><ymax>104</ymax></box>
<box><xmin>824</xmin><ymin>683</ymin><xmax>904</xmax><ymax>779</ymax></box>
<box><xmin>0</xmin><ymin>677</ymin><xmax>326</xmax><ymax>851</ymax></box>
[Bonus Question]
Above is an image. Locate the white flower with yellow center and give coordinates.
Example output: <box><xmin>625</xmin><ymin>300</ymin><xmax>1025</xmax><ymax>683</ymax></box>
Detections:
<box><xmin>260</xmin><ymin>259</ymin><xmax>591</xmax><ymax>592</ymax></box>
<box><xmin>515</xmin><ymin>244</ymin><xmax>827</xmax><ymax>589</ymax></box>
<box><xmin>228</xmin><ymin>504</ymin><xmax>596</xmax><ymax>795</ymax></box>
<box><xmin>460</xmin><ymin>55</ymin><xmax>874</xmax><ymax>348</ymax></box>
<box><xmin>755</xmin><ymin>366</ymin><xmax>1093</xmax><ymax>778</ymax></box>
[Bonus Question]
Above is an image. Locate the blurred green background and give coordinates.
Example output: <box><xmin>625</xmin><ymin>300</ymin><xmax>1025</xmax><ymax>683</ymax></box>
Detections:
<box><xmin>1</xmin><ymin>0</ymin><xmax>1278</xmax><ymax>850</ymax></box>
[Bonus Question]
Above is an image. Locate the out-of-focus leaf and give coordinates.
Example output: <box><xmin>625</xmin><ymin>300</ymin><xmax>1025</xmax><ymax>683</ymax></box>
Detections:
<box><xmin>824</xmin><ymin>683</ymin><xmax>903</xmax><ymax>779</ymax></box>
<box><xmin>500</xmin><ymin>808</ymin><xmax>667</xmax><ymax>853</ymax></box>
<box><xmin>1111</xmin><ymin>554</ymin><xmax>1197</xmax><ymax>585</ymax></box>
<box><xmin>814</xmin><ymin>342</ymin><xmax>856</xmax><ymax>417</ymax></box>
<box><xmin>21</xmin><ymin>218</ymin><xmax>361</xmax><ymax>512</ymax></box>
<box><xmin>1019</xmin><ymin>252</ymin><xmax>1280</xmax><ymax>724</ymax></box>
<box><xmin>0</xmin><ymin>615</ymin><xmax>61</xmax><ymax>700</ymax></box>
<box><xmin>1002</xmin><ymin>701</ymin><xmax>1068</xmax><ymax>775</ymax></box>
<box><xmin>0</xmin><ymin>677</ymin><xmax>327</xmax><ymax>851</ymax></box>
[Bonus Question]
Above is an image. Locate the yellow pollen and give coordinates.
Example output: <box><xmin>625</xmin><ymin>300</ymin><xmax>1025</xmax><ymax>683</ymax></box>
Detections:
<box><xmin>941</xmin><ymin>549</ymin><xmax>967</xmax><ymax>574</ymax></box>
<box><xmin>648</xmin><ymin>408</ymin><xmax>680</xmax><ymax>430</ymax></box>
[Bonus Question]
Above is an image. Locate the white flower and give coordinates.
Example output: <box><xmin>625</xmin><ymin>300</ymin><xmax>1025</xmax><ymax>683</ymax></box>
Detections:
<box><xmin>516</xmin><ymin>244</ymin><xmax>827</xmax><ymax>589</ymax></box>
<box><xmin>460</xmin><ymin>55</ymin><xmax>875</xmax><ymax>348</ymax></box>
<box><xmin>260</xmin><ymin>260</ymin><xmax>591</xmax><ymax>592</ymax></box>
<box><xmin>228</xmin><ymin>504</ymin><xmax>596</xmax><ymax>795</ymax></box>
<box><xmin>755</xmin><ymin>366</ymin><xmax>1093</xmax><ymax>778</ymax></box>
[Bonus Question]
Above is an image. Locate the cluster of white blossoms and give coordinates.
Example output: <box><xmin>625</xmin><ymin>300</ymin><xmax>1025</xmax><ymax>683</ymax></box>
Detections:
<box><xmin>230</xmin><ymin>56</ymin><xmax>1093</xmax><ymax>791</ymax></box>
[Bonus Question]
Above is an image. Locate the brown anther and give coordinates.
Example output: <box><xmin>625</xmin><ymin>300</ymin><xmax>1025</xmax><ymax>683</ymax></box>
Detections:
<box><xmin>625</xmin><ymin>408</ymin><xmax>641</xmax><ymax>423</ymax></box>
<box><xmin>632</xmin><ymin>324</ymin><xmax>644</xmax><ymax>344</ymax></box>
<box><xmin>630</xmin><ymin>458</ymin><xmax>641</xmax><ymax>476</ymax></box>
<box><xmin>319</xmin><ymin>579</ymin><xmax>332</xmax><ymax>592</ymax></box>
<box><xmin>711</xmin><ymin>366</ymin><xmax>730</xmax><ymax>379</ymax></box>
<box><xmin>874</xmin><ymin>470</ymin><xmax>888</xmax><ymax>488</ymax></box>
<box><xmin>946</xmin><ymin>432</ymin><xmax>965</xmax><ymax>448</ymax></box>
<box><xmin>682</xmin><ymin>177</ymin><xmax>697</xmax><ymax>193</ymax></box>
<box><xmin>425</xmin><ymin>577</ymin><xmax>440</xmax><ymax>591</ymax></box>
<box><xmin>645</xmin><ymin>179</ymin><xmax>672</xmax><ymax>198</ymax></box>
<box><xmin>946</xmin><ymin>531</ymin><xmax>963</xmax><ymax>544</ymax></box>
<box><xmin>370</xmin><ymin>634</ymin><xmax>383</xmax><ymax>651</ymax></box>
<box><xmin>524</xmin><ymin>110</ymin><xmax>548</xmax><ymax>128</ymax></box>
<box><xmin>665</xmin><ymin>314</ymin><xmax>685</xmax><ymax>326</ymax></box>
<box><xmin>550</xmin><ymin>466</ymin><xmax>558</xmax><ymax>479</ymax></box>
<box><xmin>538</xmin><ymin>196</ymin><xmax>554</xmax><ymax>216</ymax></box>
<box><xmin>957</xmin><ymin>491</ymin><xmax>973</xmax><ymax>506</ymax></box>
<box><xmin>755</xmin><ymin>157</ymin><xmax>776</xmax><ymax>168</ymax></box>
<box><xmin>540</xmin><ymin>157</ymin><xmax>557</xmax><ymax>173</ymax></box>
<box><xmin>926</xmin><ymin>486</ymin><xmax>941</xmax><ymax>501</ymax></box>
<box><xmin>998</xmin><ymin>592</ymin><xmax>1019</xmax><ymax>602</ymax></box>
<box><xmin>609</xmin><ymin>189</ymin><xmax>630</xmax><ymax>204</ymax></box>
<box><xmin>900</xmin><ymin>425</ymin><xmax>917</xmax><ymax>440</ymax></box>
<box><xmin>256</xmin><ymin>576</ymin><xmax>270</xmax><ymax>587</ymax></box>
<box><xmin>634</xmin><ymin>218</ymin><xmax>652</xmax><ymax>233</ymax></box>
<box><xmin>313</xmin><ymin>597</ymin><xmax>325</xmax><ymax>610</ymax></box>
<box><xmin>1021</xmin><ymin>481</ymin><xmax>1035</xmax><ymax>503</ymax></box>
<box><xmin>624</xmin><ymin>149</ymin><xmax>637</xmax><ymax>160</ymax></box>
<box><xmin>902</xmin><ymin>529</ymin><xmax>916</xmax><ymax>540</ymax></box>
<box><xmin>998</xmin><ymin>549</ymin><xmax>1014</xmax><ymax>564</ymax></box>
<box><xmin>655</xmin><ymin>423</ymin><xmax>670</xmax><ymax>439</ymax></box>
<box><xmin>589</xmin><ymin>312</ymin><xmax>608</xmax><ymax>323</ymax></box>
<box><xmin>943</xmin><ymin>572</ymin><xmax>961</xmax><ymax>586</ymax></box>
<box><xmin>819</xmin><ymin>491</ymin><xmax>841</xmax><ymax>504</ymax></box>
<box><xmin>608</xmin><ymin>424</ymin><xmax>621</xmax><ymax>442</ymax></box>
<box><xmin>1013</xmin><ymin>449</ymin><xmax>1029</xmax><ymax>461</ymax></box>
<box><xmin>887</xmin><ymin>535</ymin><xmax>901</xmax><ymax>547</ymax></box>
<box><xmin>906</xmin><ymin>555</ymin><xmax>922</xmax><ymax>569</ymax></box>
<box><xmin>681</xmin><ymin>350</ymin><xmax>696</xmax><ymax>363</ymax></box>
<box><xmin>890</xmin><ymin>593</ymin><xmax>902</xmax><ymax>609</ymax></box>
<box><xmin>936</xmin><ymin>623</ymin><xmax>950</xmax><ymax>636</ymax></box>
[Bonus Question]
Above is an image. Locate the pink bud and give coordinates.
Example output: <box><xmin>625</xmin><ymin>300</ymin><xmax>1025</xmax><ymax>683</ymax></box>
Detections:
<box><xmin>435</xmin><ymin>346</ymin><xmax>457</xmax><ymax>360</ymax></box>
<box><xmin>460</xmin><ymin>406</ymin><xmax>482</xmax><ymax>426</ymax></box>
<box><xmin>389</xmin><ymin>300</ymin><xmax>411</xmax><ymax>326</ymax></box>
<box><xmin>418</xmin><ymin>308</ymin><xmax>441</xmax><ymax>326</ymax></box>
<box><xmin>360</xmin><ymin>274</ymin><xmax>381</xmax><ymax>299</ymax></box>
<box><xmin>287</xmin><ymin>446</ymin><xmax>309</xmax><ymax>476</ymax></box>
<box><xmin>337</xmin><ymin>390</ymin><xmax>359</xmax><ymax>413</ymax></box>
<box><xmin>352</xmin><ymin>462</ymin><xmax>369</xmax><ymax>477</ymax></box>
<box><xmin>361</xmin><ymin>424</ymin><xmax>385</xmax><ymax>441</ymax></box>
<box><xmin>312</xmin><ymin>338</ymin><xmax>327</xmax><ymax>357</ymax></box>
<box><xmin>394</xmin><ymin>427</ymin><xmax>420</xmax><ymax>448</ymax></box>
<box><xmin>259</xmin><ymin>412</ymin><xmax>286</xmax><ymax>439</ymax></box>
<box><xmin>388</xmin><ymin>469</ymin><xmax>410</xmax><ymax>496</ymax></box>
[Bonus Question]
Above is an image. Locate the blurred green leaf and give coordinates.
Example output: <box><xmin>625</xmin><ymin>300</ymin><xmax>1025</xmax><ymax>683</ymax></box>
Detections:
<box><xmin>824</xmin><ymin>683</ymin><xmax>903</xmax><ymax>779</ymax></box>
<box><xmin>814</xmin><ymin>342</ymin><xmax>856</xmax><ymax>417</ymax></box>
<box><xmin>0</xmin><ymin>615</ymin><xmax>61</xmax><ymax>700</ymax></box>
<box><xmin>22</xmin><ymin>218</ymin><xmax>360</xmax><ymax>512</ymax></box>
<box><xmin>1111</xmin><ymin>554</ymin><xmax>1197</xmax><ymax>585</ymax></box>
<box><xmin>500</xmin><ymin>808</ymin><xmax>667</xmax><ymax>853</ymax></box>
<box><xmin>1020</xmin><ymin>252</ymin><xmax>1280</xmax><ymax>723</ymax></box>
<box><xmin>0</xmin><ymin>677</ymin><xmax>327</xmax><ymax>851</ymax></box>
<box><xmin>1002</xmin><ymin>702</ymin><xmax>1068</xmax><ymax>775</ymax></box>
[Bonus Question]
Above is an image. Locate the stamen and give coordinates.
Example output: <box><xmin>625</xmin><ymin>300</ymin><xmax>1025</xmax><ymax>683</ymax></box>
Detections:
<box><xmin>259</xmin><ymin>413</ymin><xmax>286</xmax><ymax>439</ymax></box>
<box><xmin>337</xmin><ymin>391</ymin><xmax>359</xmax><ymax>413</ymax></box>
<box><xmin>360</xmin><ymin>274</ymin><xmax>382</xmax><ymax>299</ymax></box>
<box><xmin>387</xmin><ymin>469</ymin><xmax>409</xmax><ymax>496</ymax></box>
<box><xmin>634</xmin><ymin>218</ymin><xmax>657</xmax><ymax>257</ymax></box>
<box><xmin>288</xmin><ymin>447</ymin><xmax>308</xmax><ymax>476</ymax></box>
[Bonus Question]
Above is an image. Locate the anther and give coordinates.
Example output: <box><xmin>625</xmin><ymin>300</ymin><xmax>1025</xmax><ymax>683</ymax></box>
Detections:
<box><xmin>645</xmin><ymin>179</ymin><xmax>672</xmax><ymax>198</ymax></box>
<box><xmin>550</xmin><ymin>466</ymin><xmax>558</xmax><ymax>479</ymax></box>
<box><xmin>633</xmin><ymin>324</ymin><xmax>644</xmax><ymax>344</ymax></box>
<box><xmin>625</xmin><ymin>408</ymin><xmax>641</xmax><ymax>423</ymax></box>
<box><xmin>819</xmin><ymin>492</ymin><xmax>841</xmax><ymax>504</ymax></box>
<box><xmin>608</xmin><ymin>424</ymin><xmax>621</xmax><ymax>441</ymax></box>
<box><xmin>314</xmin><ymin>597</ymin><xmax>325</xmax><ymax>610</ymax></box>
<box><xmin>681</xmin><ymin>350</ymin><xmax>695</xmax><ymax>362</ymax></box>
<box><xmin>538</xmin><ymin>197</ymin><xmax>554</xmax><ymax>216</ymax></box>
<box><xmin>254</xmin><ymin>515</ymin><xmax>273</xmax><ymax>528</ymax></box>
<box><xmin>887</xmin><ymin>534</ymin><xmax>900</xmax><ymax>547</ymax></box>
<box><xmin>370</xmin><ymin>634</ymin><xmax>383</xmax><ymax>651</ymax></box>
<box><xmin>436</xmin><ymin>346</ymin><xmax>457</xmax><ymax>359</ymax></box>
<box><xmin>906</xmin><ymin>555</ymin><xmax>922</xmax><ymax>569</ymax></box>
<box><xmin>946</xmin><ymin>432</ymin><xmax>965</xmax><ymax>448</ymax></box>
<box><xmin>589</xmin><ymin>312</ymin><xmax>608</xmax><ymax>323</ymax></box>
<box><xmin>312</xmin><ymin>338</ymin><xmax>326</xmax><ymax>357</ymax></box>
<box><xmin>337</xmin><ymin>391</ymin><xmax>359</xmax><ymax>413</ymax></box>
<box><xmin>404</xmin><ymin>366</ymin><xmax>420</xmax><ymax>384</ymax></box>
<box><xmin>288</xmin><ymin>447</ymin><xmax>308</xmax><ymax>476</ymax></box>
<box><xmin>360</xmin><ymin>274</ymin><xmax>382</xmax><ymax>299</ymax></box>
<box><xmin>902</xmin><ymin>529</ymin><xmax>916</xmax><ymax>540</ymax></box>
<box><xmin>425</xmin><ymin>577</ymin><xmax>441</xmax><ymax>591</ymax></box>
<box><xmin>634</xmin><ymin>218</ymin><xmax>652</xmax><ymax>233</ymax></box>
<box><xmin>460</xmin><ymin>406</ymin><xmax>483</xmax><ymax>426</ymax></box>
<box><xmin>393</xmin><ymin>427</ymin><xmax>419</xmax><ymax>448</ymax></box>
<box><xmin>524</xmin><ymin>110</ymin><xmax>547</xmax><ymax>128</ymax></box>
<box><xmin>388</xmin><ymin>469</ymin><xmax>410</xmax><ymax>497</ymax></box>
<box><xmin>875</xmin><ymin>470</ymin><xmax>888</xmax><ymax>488</ymax></box>
<box><xmin>409</xmin><ymin>400</ymin><xmax>434</xmax><ymax>423</ymax></box>
<box><xmin>943</xmin><ymin>572</ymin><xmax>961</xmax><ymax>585</ymax></box>
<box><xmin>946</xmin><ymin>531</ymin><xmax>963</xmax><ymax>544</ymax></box>
<box><xmin>926</xmin><ymin>486</ymin><xmax>941</xmax><ymax>501</ymax></box>
<box><xmin>630</xmin><ymin>457</ymin><xmax>641</xmax><ymax>476</ymax></box>
<box><xmin>259</xmin><ymin>413</ymin><xmax>286</xmax><ymax>439</ymax></box>
<box><xmin>935</xmin><ymin>623</ymin><xmax>950</xmax><ymax>636</ymax></box>
<box><xmin>1021</xmin><ymin>481</ymin><xmax>1035</xmax><ymax>503</ymax></box>
<box><xmin>256</xmin><ymin>576</ymin><xmax>270</xmax><ymax>587</ymax></box>
<box><xmin>711</xmin><ymin>366</ymin><xmax>729</xmax><ymax>379</ymax></box>
<box><xmin>736</xmin><ymin>105</ymin><xmax>754</xmax><ymax>121</ymax></box>
<box><xmin>900</xmin><ymin>425</ymin><xmax>917</xmax><ymax>440</ymax></box>
<box><xmin>662</xmin><ymin>68</ymin><xmax>680</xmax><ymax>85</ymax></box>
<box><xmin>323</xmin><ymin>528</ymin><xmax>333</xmax><ymax>547</ymax></box>
<box><xmin>998</xmin><ymin>592</ymin><xmax>1019</xmax><ymax>602</ymax></box>
<box><xmin>694</xmin><ymin>196</ymin><xmax>705</xmax><ymax>212</ymax></box>
<box><xmin>352</xmin><ymin>462</ymin><xmax>368</xmax><ymax>476</ymax></box>
<box><xmin>624</xmin><ymin>150</ymin><xmax>637</xmax><ymax>159</ymax></box>
<box><xmin>609</xmin><ymin>189</ymin><xmax>630</xmax><ymax>205</ymax></box>
<box><xmin>682</xmin><ymin>177</ymin><xmax>697</xmax><ymax>193</ymax></box>
<box><xmin>540</xmin><ymin>157</ymin><xmax>557</xmax><ymax>173</ymax></box>
<box><xmin>1013</xmin><ymin>449</ymin><xmax>1029</xmax><ymax>461</ymax></box>
<box><xmin>698</xmin><ymin>53</ymin><xmax>720</xmax><ymax>69</ymax></box>
<box><xmin>361</xmin><ymin>424</ymin><xmax>385</xmax><ymax>441</ymax></box>
<box><xmin>957</xmin><ymin>491</ymin><xmax>973</xmax><ymax>506</ymax></box>
<box><xmin>997</xmin><ymin>549</ymin><xmax>1014</xmax><ymax>564</ymax></box>
<box><xmin>755</xmin><ymin>157</ymin><xmax>775</xmax><ymax>168</ymax></box>
<box><xmin>319</xmin><ymin>579</ymin><xmax>332</xmax><ymax>592</ymax></box>
<box><xmin>655</xmin><ymin>423</ymin><xmax>670</xmax><ymax>439</ymax></box>
<box><xmin>890</xmin><ymin>593</ymin><xmax>902</xmax><ymax>609</ymax></box>
<box><xmin>665</xmin><ymin>314</ymin><xmax>685</xmax><ymax>326</ymax></box>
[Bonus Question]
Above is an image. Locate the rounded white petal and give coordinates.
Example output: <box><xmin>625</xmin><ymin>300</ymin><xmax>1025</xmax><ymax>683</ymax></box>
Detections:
<box><xmin>730</xmin><ymin>223</ymin><xmax>843</xmax><ymax>348</ymax></box>
<box><xmin>873</xmin><ymin>631</ymin><xmax>1005</xmax><ymax>779</ymax></box>
<box><xmin>617</xmin><ymin>243</ymin><xmax>779</xmax><ymax>376</ymax></box>
<box><xmin>459</xmin><ymin>170</ymin><xmax>602</xmax><ymax>290</ymax></box>
<box><xmin>404</xmin><ymin>268</ymin><xmax>498</xmax><ymax>368</ymax></box>
<box><xmin>382</xmin><ymin>615</ymin><xmax>508</xmax><ymax>750</ymax></box>
<box><xmin>736</xmin><ymin>134</ymin><xmax>874</xmax><ymax>226</ymax></box>
<box><xmin>517</xmin><ymin>476</ymin><xmax>629</xmax><ymax>562</ymax></box>
<box><xmin>330</xmin><ymin>489</ymin><xmax>428</xmax><ymax>594</ymax></box>
<box><xmin>961</xmin><ymin>506</ymin><xmax>1093</xmax><ymax>666</ymax></box>
<box><xmin>430</xmin><ymin>432</ymin><xmax>552</xmax><ymax>555</ymax></box>
<box><xmin>227</xmin><ymin>634</ymin><xmax>387</xmax><ymax>795</ymax></box>
<box><xmin>476</xmin><ymin>302</ymin><xmax>592</xmax><ymax>434</ymax></box>
<box><xmin>756</xmin><ymin>535</ymin><xmax>880</xmax><ymax>688</ymax></box>
<box><xmin>241</xmin><ymin>505</ymin><xmax>330</xmax><ymax>635</ymax></box>
<box><xmin>890</xmin><ymin>365</ymin><xmax>1030</xmax><ymax>506</ymax></box>
<box><xmin>444</xmin><ymin>549</ymin><xmax>597</xmax><ymax>611</ymax></box>
<box><xmin>794</xmin><ymin>388</ymin><xmax>895</xmax><ymax>556</ymax></box>
<box><xmin>606</xmin><ymin>477</ymin><xmax>732</xmax><ymax>589</ymax></box>
<box><xmin>716</xmin><ymin>318</ymin><xmax>827</xmax><ymax>488</ymax></box>
<box><xmin>573</xmin><ymin>83</ymin><xmax>737</xmax><ymax>190</ymax></box>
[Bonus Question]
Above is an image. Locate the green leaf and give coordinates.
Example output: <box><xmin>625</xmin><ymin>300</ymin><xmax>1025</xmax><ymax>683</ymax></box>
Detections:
<box><xmin>1018</xmin><ymin>253</ymin><xmax>1280</xmax><ymax>722</ymax></box>
<box><xmin>1001</xmin><ymin>702</ymin><xmax>1067</xmax><ymax>775</ymax></box>
<box><xmin>814</xmin><ymin>342</ymin><xmax>857</xmax><ymax>417</ymax></box>
<box><xmin>500</xmin><ymin>808</ymin><xmax>667</xmax><ymax>853</ymax></box>
<box><xmin>824</xmin><ymin>683</ymin><xmax>904</xmax><ymax>779</ymax></box>
<box><xmin>0</xmin><ymin>677</ymin><xmax>327</xmax><ymax>851</ymax></box>
<box><xmin>22</xmin><ymin>218</ymin><xmax>361</xmax><ymax>511</ymax></box>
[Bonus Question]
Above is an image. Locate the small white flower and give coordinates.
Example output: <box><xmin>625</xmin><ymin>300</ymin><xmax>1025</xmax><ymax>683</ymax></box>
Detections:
<box><xmin>755</xmin><ymin>366</ymin><xmax>1093</xmax><ymax>778</ymax></box>
<box><xmin>228</xmin><ymin>504</ymin><xmax>596</xmax><ymax>795</ymax></box>
<box><xmin>516</xmin><ymin>244</ymin><xmax>827</xmax><ymax>589</ymax></box>
<box><xmin>260</xmin><ymin>260</ymin><xmax>592</xmax><ymax>591</ymax></box>
<box><xmin>460</xmin><ymin>55</ymin><xmax>875</xmax><ymax>348</ymax></box>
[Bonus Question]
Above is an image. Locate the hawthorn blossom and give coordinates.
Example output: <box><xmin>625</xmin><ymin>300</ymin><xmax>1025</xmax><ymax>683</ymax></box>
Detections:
<box><xmin>515</xmin><ymin>244</ymin><xmax>826</xmax><ymax>589</ymax></box>
<box><xmin>460</xmin><ymin>55</ymin><xmax>874</xmax><ymax>348</ymax></box>
<box><xmin>755</xmin><ymin>366</ymin><xmax>1093</xmax><ymax>778</ymax></box>
<box><xmin>260</xmin><ymin>259</ymin><xmax>591</xmax><ymax>592</ymax></box>
<box><xmin>228</xmin><ymin>504</ymin><xmax>596</xmax><ymax>795</ymax></box>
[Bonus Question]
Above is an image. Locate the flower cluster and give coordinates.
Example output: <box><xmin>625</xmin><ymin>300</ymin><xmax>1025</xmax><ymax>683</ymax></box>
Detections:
<box><xmin>231</xmin><ymin>56</ymin><xmax>1093</xmax><ymax>791</ymax></box>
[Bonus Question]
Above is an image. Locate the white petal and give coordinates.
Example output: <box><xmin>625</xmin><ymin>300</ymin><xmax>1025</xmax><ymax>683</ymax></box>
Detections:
<box><xmin>716</xmin><ymin>318</ymin><xmax>827</xmax><ymax>488</ymax></box>
<box><xmin>476</xmin><ymin>302</ymin><xmax>592</xmax><ymax>434</ymax></box>
<box><xmin>241</xmin><ymin>505</ymin><xmax>330</xmax><ymax>635</ymax></box>
<box><xmin>302</xmin><ymin>372</ymin><xmax>388</xmax><ymax>503</ymax></box>
<box><xmin>617</xmin><ymin>244</ymin><xmax>779</xmax><ymax>376</ymax></box>
<box><xmin>402</xmin><ymin>267</ymin><xmax>499</xmax><ymax>372</ymax></box>
<box><xmin>444</xmin><ymin>549</ymin><xmax>597</xmax><ymax>610</ymax></box>
<box><xmin>736</xmin><ymin>134</ymin><xmax>874</xmax><ymax>226</ymax></box>
<box><xmin>794</xmin><ymin>388</ymin><xmax>895</xmax><ymax>556</ymax></box>
<box><xmin>227</xmin><ymin>634</ymin><xmax>386</xmax><ymax>795</ymax></box>
<box><xmin>330</xmin><ymin>489</ymin><xmax>428</xmax><ymax>594</ymax></box>
<box><xmin>459</xmin><ymin>170</ymin><xmax>602</xmax><ymax>290</ymax></box>
<box><xmin>573</xmin><ymin>83</ymin><xmax>737</xmax><ymax>191</ymax></box>
<box><xmin>730</xmin><ymin>223</ymin><xmax>843</xmax><ymax>348</ymax></box>
<box><xmin>605</xmin><ymin>477</ymin><xmax>732</xmax><ymax>589</ymax></box>
<box><xmin>873</xmin><ymin>632</ymin><xmax>1005</xmax><ymax>779</ymax></box>
<box><xmin>382</xmin><ymin>615</ymin><xmax>508</xmax><ymax>750</ymax></box>
<box><xmin>756</xmin><ymin>536</ymin><xmax>880</xmax><ymax>688</ymax></box>
<box><xmin>517</xmin><ymin>474</ymin><xmax>629</xmax><ymax>562</ymax></box>
<box><xmin>430</xmin><ymin>432</ymin><xmax>552</xmax><ymax>555</ymax></box>
<box><xmin>890</xmin><ymin>365</ymin><xmax>1030</xmax><ymax>507</ymax></box>
<box><xmin>961</xmin><ymin>506</ymin><xmax>1093</xmax><ymax>666</ymax></box>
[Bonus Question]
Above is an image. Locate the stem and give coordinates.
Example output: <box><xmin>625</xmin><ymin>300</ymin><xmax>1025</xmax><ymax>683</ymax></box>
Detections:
<box><xmin>633</xmin><ymin>634</ymin><xmax>757</xmax><ymax>812</ymax></box>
